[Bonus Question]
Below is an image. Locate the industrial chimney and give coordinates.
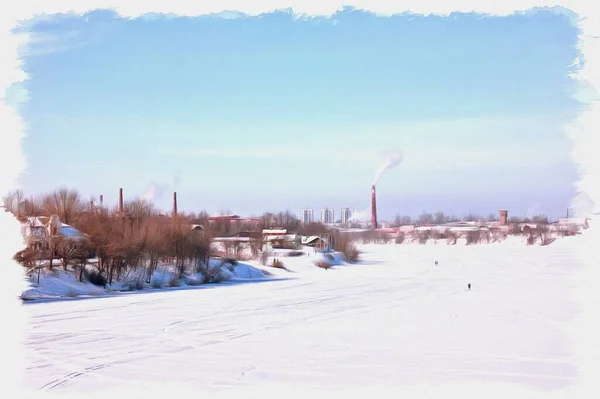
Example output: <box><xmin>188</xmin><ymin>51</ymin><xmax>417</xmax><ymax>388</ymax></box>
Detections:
<box><xmin>371</xmin><ymin>185</ymin><xmax>378</xmax><ymax>230</ymax></box>
<box><xmin>499</xmin><ymin>209</ymin><xmax>508</xmax><ymax>226</ymax></box>
<box><xmin>173</xmin><ymin>191</ymin><xmax>178</xmax><ymax>217</ymax></box>
<box><xmin>119</xmin><ymin>188</ymin><xmax>124</xmax><ymax>214</ymax></box>
<box><xmin>99</xmin><ymin>194</ymin><xmax>104</xmax><ymax>208</ymax></box>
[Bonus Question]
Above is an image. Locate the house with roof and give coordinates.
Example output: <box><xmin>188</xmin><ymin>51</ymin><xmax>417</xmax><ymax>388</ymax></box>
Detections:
<box><xmin>20</xmin><ymin>215</ymin><xmax>90</xmax><ymax>258</ymax></box>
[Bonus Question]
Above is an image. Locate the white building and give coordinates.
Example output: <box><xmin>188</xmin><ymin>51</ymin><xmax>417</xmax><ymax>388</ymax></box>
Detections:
<box><xmin>301</xmin><ymin>208</ymin><xmax>314</xmax><ymax>224</ymax></box>
<box><xmin>321</xmin><ymin>208</ymin><xmax>334</xmax><ymax>224</ymax></box>
<box><xmin>341</xmin><ymin>208</ymin><xmax>354</xmax><ymax>224</ymax></box>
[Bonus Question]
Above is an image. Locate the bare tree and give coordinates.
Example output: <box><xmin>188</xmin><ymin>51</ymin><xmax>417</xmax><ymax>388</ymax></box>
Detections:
<box><xmin>464</xmin><ymin>212</ymin><xmax>482</xmax><ymax>222</ymax></box>
<box><xmin>433</xmin><ymin>212</ymin><xmax>447</xmax><ymax>225</ymax></box>
<box><xmin>393</xmin><ymin>215</ymin><xmax>413</xmax><ymax>227</ymax></box>
<box><xmin>417</xmin><ymin>212</ymin><xmax>433</xmax><ymax>226</ymax></box>
<box><xmin>536</xmin><ymin>223</ymin><xmax>555</xmax><ymax>246</ymax></box>
<box><xmin>2</xmin><ymin>189</ymin><xmax>26</xmax><ymax>217</ymax></box>
<box><xmin>42</xmin><ymin>188</ymin><xmax>84</xmax><ymax>225</ymax></box>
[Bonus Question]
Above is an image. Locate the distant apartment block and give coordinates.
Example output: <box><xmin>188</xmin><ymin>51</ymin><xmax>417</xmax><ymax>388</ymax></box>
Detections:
<box><xmin>341</xmin><ymin>208</ymin><xmax>354</xmax><ymax>224</ymax></box>
<box><xmin>321</xmin><ymin>208</ymin><xmax>334</xmax><ymax>224</ymax></box>
<box><xmin>301</xmin><ymin>208</ymin><xmax>314</xmax><ymax>224</ymax></box>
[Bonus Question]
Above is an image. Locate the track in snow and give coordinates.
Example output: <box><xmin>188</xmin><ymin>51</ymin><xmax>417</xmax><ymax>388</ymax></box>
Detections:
<box><xmin>23</xmin><ymin>243</ymin><xmax>578</xmax><ymax>393</ymax></box>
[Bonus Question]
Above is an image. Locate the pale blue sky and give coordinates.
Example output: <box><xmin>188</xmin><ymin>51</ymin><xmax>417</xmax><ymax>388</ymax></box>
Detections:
<box><xmin>8</xmin><ymin>7</ymin><xmax>583</xmax><ymax>220</ymax></box>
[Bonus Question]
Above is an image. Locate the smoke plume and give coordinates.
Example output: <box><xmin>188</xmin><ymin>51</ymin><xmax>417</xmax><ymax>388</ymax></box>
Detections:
<box><xmin>347</xmin><ymin>207</ymin><xmax>371</xmax><ymax>222</ymax></box>
<box><xmin>142</xmin><ymin>182</ymin><xmax>170</xmax><ymax>202</ymax></box>
<box><xmin>373</xmin><ymin>149</ymin><xmax>404</xmax><ymax>186</ymax></box>
<box><xmin>143</xmin><ymin>172</ymin><xmax>182</xmax><ymax>202</ymax></box>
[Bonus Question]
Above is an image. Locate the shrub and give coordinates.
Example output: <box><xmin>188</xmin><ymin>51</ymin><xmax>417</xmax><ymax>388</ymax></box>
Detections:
<box><xmin>332</xmin><ymin>232</ymin><xmax>360</xmax><ymax>263</ymax></box>
<box><xmin>65</xmin><ymin>289</ymin><xmax>78</xmax><ymax>298</ymax></box>
<box><xmin>540</xmin><ymin>237</ymin><xmax>556</xmax><ymax>246</ymax></box>
<box><xmin>395</xmin><ymin>232</ymin><xmax>405</xmax><ymax>244</ymax></box>
<box><xmin>122</xmin><ymin>271</ymin><xmax>146</xmax><ymax>291</ymax></box>
<box><xmin>272</xmin><ymin>258</ymin><xmax>286</xmax><ymax>269</ymax></box>
<box><xmin>84</xmin><ymin>268</ymin><xmax>107</xmax><ymax>287</ymax></box>
<box><xmin>446</xmin><ymin>232</ymin><xmax>458</xmax><ymax>245</ymax></box>
<box><xmin>466</xmin><ymin>231</ymin><xmax>481</xmax><ymax>245</ymax></box>
<box><xmin>150</xmin><ymin>274</ymin><xmax>166</xmax><ymax>288</ymax></box>
<box><xmin>417</xmin><ymin>230</ymin><xmax>430</xmax><ymax>245</ymax></box>
<box><xmin>167</xmin><ymin>277</ymin><xmax>182</xmax><ymax>288</ymax></box>
<box><xmin>287</xmin><ymin>251</ymin><xmax>305</xmax><ymax>257</ymax></box>
<box><xmin>315</xmin><ymin>260</ymin><xmax>332</xmax><ymax>270</ymax></box>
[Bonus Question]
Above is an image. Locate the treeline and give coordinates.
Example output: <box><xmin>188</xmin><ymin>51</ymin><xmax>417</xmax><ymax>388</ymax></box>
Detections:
<box><xmin>390</xmin><ymin>211</ymin><xmax>550</xmax><ymax>227</ymax></box>
<box><xmin>4</xmin><ymin>188</ymin><xmax>332</xmax><ymax>282</ymax></box>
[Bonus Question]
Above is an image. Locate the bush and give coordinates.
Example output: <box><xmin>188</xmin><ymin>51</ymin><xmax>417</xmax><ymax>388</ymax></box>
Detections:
<box><xmin>272</xmin><ymin>258</ymin><xmax>286</xmax><ymax>269</ymax></box>
<box><xmin>332</xmin><ymin>233</ymin><xmax>360</xmax><ymax>263</ymax></box>
<box><xmin>540</xmin><ymin>237</ymin><xmax>556</xmax><ymax>246</ymax></box>
<box><xmin>417</xmin><ymin>230</ymin><xmax>430</xmax><ymax>244</ymax></box>
<box><xmin>150</xmin><ymin>273</ymin><xmax>166</xmax><ymax>288</ymax></box>
<box><xmin>446</xmin><ymin>232</ymin><xmax>458</xmax><ymax>245</ymax></box>
<box><xmin>466</xmin><ymin>231</ymin><xmax>481</xmax><ymax>245</ymax></box>
<box><xmin>287</xmin><ymin>251</ymin><xmax>304</xmax><ymax>257</ymax></box>
<box><xmin>122</xmin><ymin>272</ymin><xmax>146</xmax><ymax>291</ymax></box>
<box><xmin>65</xmin><ymin>289</ymin><xmax>78</xmax><ymax>298</ymax></box>
<box><xmin>395</xmin><ymin>232</ymin><xmax>405</xmax><ymax>244</ymax></box>
<box><xmin>84</xmin><ymin>268</ymin><xmax>107</xmax><ymax>287</ymax></box>
<box><xmin>315</xmin><ymin>260</ymin><xmax>332</xmax><ymax>270</ymax></box>
<box><xmin>167</xmin><ymin>277</ymin><xmax>182</xmax><ymax>288</ymax></box>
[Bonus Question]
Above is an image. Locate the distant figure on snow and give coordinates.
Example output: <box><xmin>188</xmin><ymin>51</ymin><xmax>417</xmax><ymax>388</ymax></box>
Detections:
<box><xmin>435</xmin><ymin>261</ymin><xmax>438</xmax><ymax>265</ymax></box>
<box><xmin>468</xmin><ymin>283</ymin><xmax>471</xmax><ymax>290</ymax></box>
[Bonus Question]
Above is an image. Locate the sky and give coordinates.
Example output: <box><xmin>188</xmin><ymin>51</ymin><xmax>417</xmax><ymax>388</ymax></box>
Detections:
<box><xmin>6</xmin><ymin>7</ymin><xmax>583</xmax><ymax>221</ymax></box>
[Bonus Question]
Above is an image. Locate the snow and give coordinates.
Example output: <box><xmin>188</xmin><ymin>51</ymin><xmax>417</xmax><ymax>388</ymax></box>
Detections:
<box><xmin>20</xmin><ymin>237</ymin><xmax>584</xmax><ymax>395</ymax></box>
<box><xmin>21</xmin><ymin>260</ymin><xmax>270</xmax><ymax>301</ymax></box>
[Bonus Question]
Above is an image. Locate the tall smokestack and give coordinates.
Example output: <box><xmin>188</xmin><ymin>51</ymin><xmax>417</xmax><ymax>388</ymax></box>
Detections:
<box><xmin>119</xmin><ymin>188</ymin><xmax>124</xmax><ymax>214</ymax></box>
<box><xmin>99</xmin><ymin>195</ymin><xmax>104</xmax><ymax>208</ymax></box>
<box><xmin>500</xmin><ymin>209</ymin><xmax>508</xmax><ymax>226</ymax></box>
<box><xmin>371</xmin><ymin>185</ymin><xmax>377</xmax><ymax>230</ymax></box>
<box><xmin>173</xmin><ymin>192</ymin><xmax>178</xmax><ymax>217</ymax></box>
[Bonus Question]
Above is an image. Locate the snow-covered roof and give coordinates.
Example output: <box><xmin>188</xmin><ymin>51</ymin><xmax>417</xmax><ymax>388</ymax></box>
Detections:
<box><xmin>59</xmin><ymin>225</ymin><xmax>86</xmax><ymax>238</ymax></box>
<box><xmin>213</xmin><ymin>237</ymin><xmax>252</xmax><ymax>242</ymax></box>
<box><xmin>301</xmin><ymin>236</ymin><xmax>326</xmax><ymax>244</ymax></box>
<box><xmin>262</xmin><ymin>229</ymin><xmax>287</xmax><ymax>234</ymax></box>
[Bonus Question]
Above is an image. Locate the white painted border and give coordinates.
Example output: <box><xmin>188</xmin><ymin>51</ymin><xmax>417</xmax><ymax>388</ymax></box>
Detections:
<box><xmin>1</xmin><ymin>1</ymin><xmax>598</xmax><ymax>398</ymax></box>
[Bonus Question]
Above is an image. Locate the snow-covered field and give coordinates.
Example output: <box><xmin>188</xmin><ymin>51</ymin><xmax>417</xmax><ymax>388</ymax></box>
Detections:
<box><xmin>21</xmin><ymin>236</ymin><xmax>582</xmax><ymax>396</ymax></box>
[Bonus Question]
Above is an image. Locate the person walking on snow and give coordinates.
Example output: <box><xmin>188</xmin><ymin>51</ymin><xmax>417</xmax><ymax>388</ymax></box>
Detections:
<box><xmin>468</xmin><ymin>283</ymin><xmax>471</xmax><ymax>290</ymax></box>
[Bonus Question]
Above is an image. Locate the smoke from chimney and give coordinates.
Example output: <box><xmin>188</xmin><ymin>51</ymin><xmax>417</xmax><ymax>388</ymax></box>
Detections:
<box><xmin>373</xmin><ymin>149</ymin><xmax>404</xmax><ymax>186</ymax></box>
<box><xmin>173</xmin><ymin>192</ymin><xmax>178</xmax><ymax>217</ymax></box>
<box><xmin>119</xmin><ymin>188</ymin><xmax>124</xmax><ymax>214</ymax></box>
<box><xmin>371</xmin><ymin>185</ymin><xmax>377</xmax><ymax>230</ymax></box>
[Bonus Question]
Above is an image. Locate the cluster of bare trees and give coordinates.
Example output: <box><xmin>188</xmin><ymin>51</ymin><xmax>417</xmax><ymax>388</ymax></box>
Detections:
<box><xmin>5</xmin><ymin>188</ymin><xmax>211</xmax><ymax>286</ymax></box>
